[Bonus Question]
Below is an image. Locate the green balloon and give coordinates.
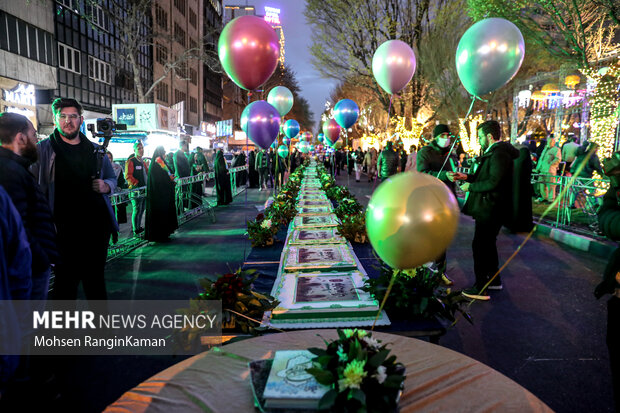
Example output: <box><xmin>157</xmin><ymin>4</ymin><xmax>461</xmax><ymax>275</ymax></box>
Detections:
<box><xmin>366</xmin><ymin>172</ymin><xmax>460</xmax><ymax>269</ymax></box>
<box><xmin>456</xmin><ymin>18</ymin><xmax>525</xmax><ymax>96</ymax></box>
<box><xmin>277</xmin><ymin>144</ymin><xmax>289</xmax><ymax>158</ymax></box>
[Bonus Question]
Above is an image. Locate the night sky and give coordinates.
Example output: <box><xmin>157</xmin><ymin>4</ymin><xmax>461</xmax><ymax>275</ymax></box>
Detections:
<box><xmin>222</xmin><ymin>0</ymin><xmax>337</xmax><ymax>124</ymax></box>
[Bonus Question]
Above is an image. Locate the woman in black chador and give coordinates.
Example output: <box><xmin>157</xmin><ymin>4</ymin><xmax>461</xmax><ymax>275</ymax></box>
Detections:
<box><xmin>248</xmin><ymin>149</ymin><xmax>259</xmax><ymax>188</ymax></box>
<box><xmin>231</xmin><ymin>151</ymin><xmax>247</xmax><ymax>187</ymax></box>
<box><xmin>145</xmin><ymin>146</ymin><xmax>178</xmax><ymax>242</ymax></box>
<box><xmin>214</xmin><ymin>149</ymin><xmax>233</xmax><ymax>205</ymax></box>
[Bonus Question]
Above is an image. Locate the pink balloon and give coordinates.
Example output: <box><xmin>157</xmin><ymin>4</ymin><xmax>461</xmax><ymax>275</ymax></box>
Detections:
<box><xmin>218</xmin><ymin>16</ymin><xmax>280</xmax><ymax>91</ymax></box>
<box><xmin>322</xmin><ymin>119</ymin><xmax>341</xmax><ymax>144</ymax></box>
<box><xmin>372</xmin><ymin>40</ymin><xmax>417</xmax><ymax>95</ymax></box>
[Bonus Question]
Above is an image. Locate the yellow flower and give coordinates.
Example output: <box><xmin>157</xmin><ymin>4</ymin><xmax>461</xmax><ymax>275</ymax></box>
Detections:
<box><xmin>343</xmin><ymin>329</ymin><xmax>356</xmax><ymax>338</ymax></box>
<box><xmin>338</xmin><ymin>359</ymin><xmax>367</xmax><ymax>390</ymax></box>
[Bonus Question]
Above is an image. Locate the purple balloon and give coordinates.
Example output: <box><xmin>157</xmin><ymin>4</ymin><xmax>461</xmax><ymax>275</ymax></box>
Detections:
<box><xmin>240</xmin><ymin>101</ymin><xmax>281</xmax><ymax>150</ymax></box>
<box><xmin>372</xmin><ymin>40</ymin><xmax>417</xmax><ymax>95</ymax></box>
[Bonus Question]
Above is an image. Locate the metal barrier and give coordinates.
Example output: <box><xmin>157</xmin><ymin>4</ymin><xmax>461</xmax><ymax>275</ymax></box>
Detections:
<box><xmin>107</xmin><ymin>165</ymin><xmax>248</xmax><ymax>260</ymax></box>
<box><xmin>531</xmin><ymin>172</ymin><xmax>608</xmax><ymax>233</ymax></box>
<box><xmin>455</xmin><ymin>166</ymin><xmax>608</xmax><ymax>236</ymax></box>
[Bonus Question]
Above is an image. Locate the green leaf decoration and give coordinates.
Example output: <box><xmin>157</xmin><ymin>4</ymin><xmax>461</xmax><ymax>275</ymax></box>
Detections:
<box><xmin>318</xmin><ymin>389</ymin><xmax>338</xmax><ymax>410</ymax></box>
<box><xmin>307</xmin><ymin>368</ymin><xmax>334</xmax><ymax>385</ymax></box>
<box><xmin>367</xmin><ymin>349</ymin><xmax>390</xmax><ymax>369</ymax></box>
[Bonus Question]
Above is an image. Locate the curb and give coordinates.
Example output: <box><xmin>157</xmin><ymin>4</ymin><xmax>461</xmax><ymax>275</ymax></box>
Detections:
<box><xmin>534</xmin><ymin>223</ymin><xmax>616</xmax><ymax>259</ymax></box>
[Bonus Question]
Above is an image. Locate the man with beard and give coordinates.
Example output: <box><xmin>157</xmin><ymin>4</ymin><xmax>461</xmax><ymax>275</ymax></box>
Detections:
<box><xmin>32</xmin><ymin>98</ymin><xmax>117</xmax><ymax>300</ymax></box>
<box><xmin>449</xmin><ymin>120</ymin><xmax>519</xmax><ymax>300</ymax></box>
<box><xmin>0</xmin><ymin>113</ymin><xmax>57</xmax><ymax>302</ymax></box>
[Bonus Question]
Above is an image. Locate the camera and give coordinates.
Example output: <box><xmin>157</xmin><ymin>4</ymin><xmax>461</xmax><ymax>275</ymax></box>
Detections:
<box><xmin>87</xmin><ymin>117</ymin><xmax>127</xmax><ymax>139</ymax></box>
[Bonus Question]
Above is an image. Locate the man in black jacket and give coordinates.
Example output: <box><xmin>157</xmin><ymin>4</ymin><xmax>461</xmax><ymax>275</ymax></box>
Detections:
<box><xmin>32</xmin><ymin>98</ymin><xmax>117</xmax><ymax>301</ymax></box>
<box><xmin>376</xmin><ymin>141</ymin><xmax>399</xmax><ymax>181</ymax></box>
<box><xmin>449</xmin><ymin>120</ymin><xmax>519</xmax><ymax>300</ymax></box>
<box><xmin>0</xmin><ymin>112</ymin><xmax>58</xmax><ymax>303</ymax></box>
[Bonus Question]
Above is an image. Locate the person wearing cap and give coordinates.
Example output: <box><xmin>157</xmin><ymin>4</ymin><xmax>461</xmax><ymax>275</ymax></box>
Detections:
<box><xmin>417</xmin><ymin>124</ymin><xmax>459</xmax><ymax>285</ymax></box>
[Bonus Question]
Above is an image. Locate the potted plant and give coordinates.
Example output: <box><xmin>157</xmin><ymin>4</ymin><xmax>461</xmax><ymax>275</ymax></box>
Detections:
<box><xmin>334</xmin><ymin>198</ymin><xmax>363</xmax><ymax>220</ymax></box>
<box><xmin>306</xmin><ymin>329</ymin><xmax>405</xmax><ymax>412</ymax></box>
<box><xmin>247</xmin><ymin>213</ymin><xmax>279</xmax><ymax>247</ymax></box>
<box><xmin>196</xmin><ymin>268</ymin><xmax>279</xmax><ymax>333</ymax></box>
<box><xmin>362</xmin><ymin>263</ymin><xmax>472</xmax><ymax>324</ymax></box>
<box><xmin>337</xmin><ymin>213</ymin><xmax>368</xmax><ymax>244</ymax></box>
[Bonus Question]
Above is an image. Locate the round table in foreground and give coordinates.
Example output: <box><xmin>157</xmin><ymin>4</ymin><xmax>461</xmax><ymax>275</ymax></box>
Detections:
<box><xmin>105</xmin><ymin>330</ymin><xmax>552</xmax><ymax>412</ymax></box>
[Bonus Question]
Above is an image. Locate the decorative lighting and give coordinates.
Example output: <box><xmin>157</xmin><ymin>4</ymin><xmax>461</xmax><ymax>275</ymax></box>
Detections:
<box><xmin>518</xmin><ymin>89</ymin><xmax>531</xmax><ymax>107</ymax></box>
<box><xmin>459</xmin><ymin>114</ymin><xmax>483</xmax><ymax>156</ymax></box>
<box><xmin>565</xmin><ymin>75</ymin><xmax>580</xmax><ymax>89</ymax></box>
<box><xmin>580</xmin><ymin>58</ymin><xmax>620</xmax><ymax>194</ymax></box>
<box><xmin>542</xmin><ymin>83</ymin><xmax>560</xmax><ymax>94</ymax></box>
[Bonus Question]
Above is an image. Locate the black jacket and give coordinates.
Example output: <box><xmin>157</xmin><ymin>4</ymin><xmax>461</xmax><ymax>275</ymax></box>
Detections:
<box><xmin>0</xmin><ymin>147</ymin><xmax>57</xmax><ymax>272</ymax></box>
<box><xmin>377</xmin><ymin>146</ymin><xmax>399</xmax><ymax>178</ymax></box>
<box><xmin>462</xmin><ymin>141</ymin><xmax>519</xmax><ymax>224</ymax></box>
<box><xmin>417</xmin><ymin>141</ymin><xmax>458</xmax><ymax>193</ymax></box>
<box><xmin>571</xmin><ymin>145</ymin><xmax>603</xmax><ymax>178</ymax></box>
<box><xmin>596</xmin><ymin>184</ymin><xmax>620</xmax><ymax>297</ymax></box>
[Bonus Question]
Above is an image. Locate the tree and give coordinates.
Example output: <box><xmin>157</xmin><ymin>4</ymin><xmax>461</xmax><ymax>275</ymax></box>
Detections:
<box><xmin>258</xmin><ymin>64</ymin><xmax>315</xmax><ymax>130</ymax></box>
<box><xmin>417</xmin><ymin>0</ymin><xmax>472</xmax><ymax>123</ymax></box>
<box><xmin>304</xmin><ymin>0</ymin><xmax>434</xmax><ymax>119</ymax></box>
<box><xmin>467</xmin><ymin>0</ymin><xmax>619</xmax><ymax>68</ymax></box>
<box><xmin>83</xmin><ymin>0</ymin><xmax>221</xmax><ymax>103</ymax></box>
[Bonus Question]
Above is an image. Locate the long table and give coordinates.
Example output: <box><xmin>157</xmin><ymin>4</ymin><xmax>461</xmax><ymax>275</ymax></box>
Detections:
<box><xmin>105</xmin><ymin>330</ymin><xmax>552</xmax><ymax>412</ymax></box>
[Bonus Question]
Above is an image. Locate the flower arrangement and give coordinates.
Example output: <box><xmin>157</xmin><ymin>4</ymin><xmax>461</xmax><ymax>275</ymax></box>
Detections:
<box><xmin>195</xmin><ymin>268</ymin><xmax>279</xmax><ymax>333</ymax></box>
<box><xmin>337</xmin><ymin>213</ymin><xmax>368</xmax><ymax>244</ymax></box>
<box><xmin>263</xmin><ymin>166</ymin><xmax>303</xmax><ymax>226</ymax></box>
<box><xmin>306</xmin><ymin>329</ymin><xmax>405</xmax><ymax>412</ymax></box>
<box><xmin>247</xmin><ymin>213</ymin><xmax>279</xmax><ymax>247</ymax></box>
<box><xmin>334</xmin><ymin>197</ymin><xmax>364</xmax><ymax>221</ymax></box>
<box><xmin>362</xmin><ymin>263</ymin><xmax>472</xmax><ymax>324</ymax></box>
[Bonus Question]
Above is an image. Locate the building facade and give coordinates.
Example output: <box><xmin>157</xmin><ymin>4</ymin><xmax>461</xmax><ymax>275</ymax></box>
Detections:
<box><xmin>0</xmin><ymin>0</ymin><xmax>57</xmax><ymax>133</ymax></box>
<box><xmin>152</xmin><ymin>0</ymin><xmax>223</xmax><ymax>135</ymax></box>
<box><xmin>53</xmin><ymin>0</ymin><xmax>152</xmax><ymax>126</ymax></box>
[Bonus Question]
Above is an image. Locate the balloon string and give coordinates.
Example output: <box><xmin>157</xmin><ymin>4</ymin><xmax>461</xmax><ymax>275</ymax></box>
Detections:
<box><xmin>371</xmin><ymin>268</ymin><xmax>398</xmax><ymax>330</ymax></box>
<box><xmin>242</xmin><ymin>91</ymin><xmax>251</xmax><ymax>263</ymax></box>
<box><xmin>464</xmin><ymin>95</ymin><xmax>476</xmax><ymax>119</ymax></box>
<box><xmin>459</xmin><ymin>144</ymin><xmax>598</xmax><ymax>310</ymax></box>
<box><xmin>437</xmin><ymin>96</ymin><xmax>476</xmax><ymax>179</ymax></box>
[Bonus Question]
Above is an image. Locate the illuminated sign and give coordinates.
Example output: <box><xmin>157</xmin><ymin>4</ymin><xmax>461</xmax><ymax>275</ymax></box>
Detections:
<box><xmin>3</xmin><ymin>83</ymin><xmax>35</xmax><ymax>106</ymax></box>
<box><xmin>264</xmin><ymin>6</ymin><xmax>281</xmax><ymax>25</ymax></box>
<box><xmin>1</xmin><ymin>80</ymin><xmax>37</xmax><ymax>128</ymax></box>
<box><xmin>201</xmin><ymin>121</ymin><xmax>216</xmax><ymax>135</ymax></box>
<box><xmin>216</xmin><ymin>119</ymin><xmax>233</xmax><ymax>137</ymax></box>
<box><xmin>5</xmin><ymin>106</ymin><xmax>35</xmax><ymax>118</ymax></box>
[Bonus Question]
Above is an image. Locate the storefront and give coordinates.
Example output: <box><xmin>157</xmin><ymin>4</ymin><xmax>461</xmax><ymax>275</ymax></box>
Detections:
<box><xmin>0</xmin><ymin>78</ymin><xmax>37</xmax><ymax>129</ymax></box>
<box><xmin>110</xmin><ymin>103</ymin><xmax>181</xmax><ymax>159</ymax></box>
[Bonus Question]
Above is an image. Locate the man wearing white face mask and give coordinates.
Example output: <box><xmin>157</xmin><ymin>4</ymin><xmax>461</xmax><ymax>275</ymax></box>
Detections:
<box><xmin>417</xmin><ymin>124</ymin><xmax>459</xmax><ymax>285</ymax></box>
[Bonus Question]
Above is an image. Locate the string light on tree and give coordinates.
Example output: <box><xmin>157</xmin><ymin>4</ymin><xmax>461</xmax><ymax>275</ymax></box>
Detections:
<box><xmin>581</xmin><ymin>60</ymin><xmax>620</xmax><ymax>160</ymax></box>
<box><xmin>390</xmin><ymin>116</ymin><xmax>423</xmax><ymax>151</ymax></box>
<box><xmin>459</xmin><ymin>114</ymin><xmax>483</xmax><ymax>156</ymax></box>
<box><xmin>580</xmin><ymin>58</ymin><xmax>620</xmax><ymax>194</ymax></box>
